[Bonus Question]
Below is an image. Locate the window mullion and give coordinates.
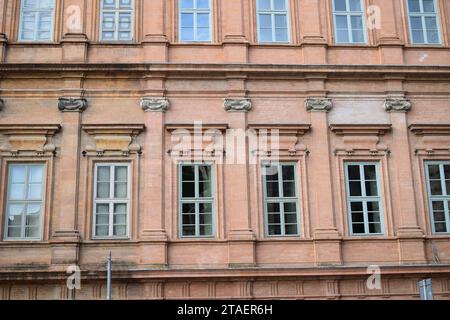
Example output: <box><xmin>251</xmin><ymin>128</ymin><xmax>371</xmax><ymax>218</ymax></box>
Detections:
<box><xmin>440</xmin><ymin>164</ymin><xmax>447</xmax><ymax>196</ymax></box>
<box><xmin>360</xmin><ymin>164</ymin><xmax>367</xmax><ymax>197</ymax></box>
<box><xmin>445</xmin><ymin>200</ymin><xmax>450</xmax><ymax>233</ymax></box>
<box><xmin>363</xmin><ymin>201</ymin><xmax>369</xmax><ymax>234</ymax></box>
<box><xmin>271</xmin><ymin>13</ymin><xmax>275</xmax><ymax>42</ymax></box>
<box><xmin>110</xmin><ymin>165</ymin><xmax>115</xmax><ymax>236</ymax></box>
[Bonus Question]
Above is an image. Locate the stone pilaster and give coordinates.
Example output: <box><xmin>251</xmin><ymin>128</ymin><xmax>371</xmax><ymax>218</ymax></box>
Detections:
<box><xmin>298</xmin><ymin>0</ymin><xmax>327</xmax><ymax>64</ymax></box>
<box><xmin>372</xmin><ymin>0</ymin><xmax>404</xmax><ymax>64</ymax></box>
<box><xmin>0</xmin><ymin>0</ymin><xmax>8</xmax><ymax>62</ymax></box>
<box><xmin>142</xmin><ymin>0</ymin><xmax>169</xmax><ymax>62</ymax></box>
<box><xmin>224</xmin><ymin>98</ymin><xmax>256</xmax><ymax>267</ymax></box>
<box><xmin>61</xmin><ymin>0</ymin><xmax>88</xmax><ymax>63</ymax></box>
<box><xmin>139</xmin><ymin>96</ymin><xmax>169</xmax><ymax>267</ymax></box>
<box><xmin>51</xmin><ymin>97</ymin><xmax>87</xmax><ymax>265</ymax></box>
<box><xmin>384</xmin><ymin>97</ymin><xmax>426</xmax><ymax>263</ymax></box>
<box><xmin>221</xmin><ymin>0</ymin><xmax>248</xmax><ymax>63</ymax></box>
<box><xmin>306</xmin><ymin>97</ymin><xmax>342</xmax><ymax>266</ymax></box>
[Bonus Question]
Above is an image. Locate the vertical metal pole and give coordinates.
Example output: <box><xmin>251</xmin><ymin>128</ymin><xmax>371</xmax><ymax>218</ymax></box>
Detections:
<box><xmin>107</xmin><ymin>251</ymin><xmax>112</xmax><ymax>300</ymax></box>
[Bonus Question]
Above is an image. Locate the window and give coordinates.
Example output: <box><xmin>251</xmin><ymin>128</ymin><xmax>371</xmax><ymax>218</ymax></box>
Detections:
<box><xmin>179</xmin><ymin>0</ymin><xmax>211</xmax><ymax>42</ymax></box>
<box><xmin>345</xmin><ymin>163</ymin><xmax>384</xmax><ymax>235</ymax></box>
<box><xmin>425</xmin><ymin>162</ymin><xmax>450</xmax><ymax>233</ymax></box>
<box><xmin>406</xmin><ymin>0</ymin><xmax>441</xmax><ymax>44</ymax></box>
<box><xmin>179</xmin><ymin>164</ymin><xmax>214</xmax><ymax>237</ymax></box>
<box><xmin>256</xmin><ymin>0</ymin><xmax>290</xmax><ymax>43</ymax></box>
<box><xmin>332</xmin><ymin>0</ymin><xmax>366</xmax><ymax>44</ymax></box>
<box><xmin>262</xmin><ymin>163</ymin><xmax>299</xmax><ymax>236</ymax></box>
<box><xmin>4</xmin><ymin>164</ymin><xmax>45</xmax><ymax>240</ymax></box>
<box><xmin>100</xmin><ymin>0</ymin><xmax>134</xmax><ymax>41</ymax></box>
<box><xmin>93</xmin><ymin>163</ymin><xmax>130</xmax><ymax>238</ymax></box>
<box><xmin>18</xmin><ymin>0</ymin><xmax>55</xmax><ymax>41</ymax></box>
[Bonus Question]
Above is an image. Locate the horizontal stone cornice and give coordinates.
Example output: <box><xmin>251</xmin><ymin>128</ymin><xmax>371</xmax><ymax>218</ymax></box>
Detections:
<box><xmin>330</xmin><ymin>124</ymin><xmax>392</xmax><ymax>136</ymax></box>
<box><xmin>409</xmin><ymin>124</ymin><xmax>450</xmax><ymax>136</ymax></box>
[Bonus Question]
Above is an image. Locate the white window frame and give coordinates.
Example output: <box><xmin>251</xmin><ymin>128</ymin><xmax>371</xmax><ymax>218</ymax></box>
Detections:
<box><xmin>406</xmin><ymin>0</ymin><xmax>442</xmax><ymax>45</ymax></box>
<box><xmin>178</xmin><ymin>163</ymin><xmax>215</xmax><ymax>238</ymax></box>
<box><xmin>18</xmin><ymin>0</ymin><xmax>55</xmax><ymax>42</ymax></box>
<box><xmin>425</xmin><ymin>161</ymin><xmax>450</xmax><ymax>234</ymax></box>
<box><xmin>332</xmin><ymin>0</ymin><xmax>367</xmax><ymax>44</ymax></box>
<box><xmin>256</xmin><ymin>0</ymin><xmax>291</xmax><ymax>43</ymax></box>
<box><xmin>262</xmin><ymin>162</ymin><xmax>300</xmax><ymax>237</ymax></box>
<box><xmin>178</xmin><ymin>0</ymin><xmax>212</xmax><ymax>43</ymax></box>
<box><xmin>4</xmin><ymin>163</ymin><xmax>46</xmax><ymax>241</ymax></box>
<box><xmin>345</xmin><ymin>162</ymin><xmax>385</xmax><ymax>236</ymax></box>
<box><xmin>100</xmin><ymin>0</ymin><xmax>134</xmax><ymax>42</ymax></box>
<box><xmin>92</xmin><ymin>163</ymin><xmax>131</xmax><ymax>239</ymax></box>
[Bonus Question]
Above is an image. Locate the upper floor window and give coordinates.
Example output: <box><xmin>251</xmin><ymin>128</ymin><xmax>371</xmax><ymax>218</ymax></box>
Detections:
<box><xmin>4</xmin><ymin>164</ymin><xmax>45</xmax><ymax>240</ymax></box>
<box><xmin>256</xmin><ymin>0</ymin><xmax>290</xmax><ymax>43</ymax></box>
<box><xmin>179</xmin><ymin>0</ymin><xmax>211</xmax><ymax>42</ymax></box>
<box><xmin>179</xmin><ymin>164</ymin><xmax>214</xmax><ymax>237</ymax></box>
<box><xmin>345</xmin><ymin>163</ymin><xmax>384</xmax><ymax>236</ymax></box>
<box><xmin>18</xmin><ymin>0</ymin><xmax>55</xmax><ymax>42</ymax></box>
<box><xmin>425</xmin><ymin>162</ymin><xmax>450</xmax><ymax>233</ymax></box>
<box><xmin>100</xmin><ymin>0</ymin><xmax>134</xmax><ymax>41</ymax></box>
<box><xmin>332</xmin><ymin>0</ymin><xmax>366</xmax><ymax>44</ymax></box>
<box><xmin>262</xmin><ymin>163</ymin><xmax>300</xmax><ymax>236</ymax></box>
<box><xmin>406</xmin><ymin>0</ymin><xmax>441</xmax><ymax>44</ymax></box>
<box><xmin>93</xmin><ymin>163</ymin><xmax>130</xmax><ymax>238</ymax></box>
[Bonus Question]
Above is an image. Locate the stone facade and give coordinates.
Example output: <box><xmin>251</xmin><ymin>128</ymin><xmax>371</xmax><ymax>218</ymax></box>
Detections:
<box><xmin>0</xmin><ymin>0</ymin><xmax>450</xmax><ymax>300</ymax></box>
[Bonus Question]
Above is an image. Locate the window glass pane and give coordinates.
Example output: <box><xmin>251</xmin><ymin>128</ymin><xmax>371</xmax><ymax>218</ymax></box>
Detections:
<box><xmin>259</xmin><ymin>0</ymin><xmax>271</xmax><ymax>10</ymax></box>
<box><xmin>267</xmin><ymin>202</ymin><xmax>280</xmax><ymax>213</ymax></box>
<box><xmin>180</xmin><ymin>0</ymin><xmax>194</xmax><ymax>9</ymax></box>
<box><xmin>350</xmin><ymin>202</ymin><xmax>363</xmax><ymax>212</ymax></box>
<box><xmin>336</xmin><ymin>29</ymin><xmax>349</xmax><ymax>43</ymax></box>
<box><xmin>182</xmin><ymin>203</ymin><xmax>195</xmax><ymax>213</ymax></box>
<box><xmin>266</xmin><ymin>181</ymin><xmax>279</xmax><ymax>197</ymax></box>
<box><xmin>282</xmin><ymin>165</ymin><xmax>294</xmax><ymax>181</ymax></box>
<box><xmin>11</xmin><ymin>165</ymin><xmax>26</xmax><ymax>183</ymax></box>
<box><xmin>368</xmin><ymin>210</ymin><xmax>381</xmax><ymax>223</ymax></box>
<box><xmin>182</xmin><ymin>214</ymin><xmax>195</xmax><ymax>225</ymax></box>
<box><xmin>284</xmin><ymin>213</ymin><xmax>297</xmax><ymax>224</ymax></box>
<box><xmin>364</xmin><ymin>165</ymin><xmax>376</xmax><ymax>180</ymax></box>
<box><xmin>96</xmin><ymin>226</ymin><xmax>109</xmax><ymax>236</ymax></box>
<box><xmin>410</xmin><ymin>16</ymin><xmax>423</xmax><ymax>30</ymax></box>
<box><xmin>336</xmin><ymin>15</ymin><xmax>348</xmax><ymax>29</ymax></box>
<box><xmin>268</xmin><ymin>225</ymin><xmax>281</xmax><ymax>235</ymax></box>
<box><xmin>181</xmin><ymin>13</ymin><xmax>194</xmax><ymax>27</ymax></box>
<box><xmin>28</xmin><ymin>183</ymin><xmax>43</xmax><ymax>200</ymax></box>
<box><xmin>365</xmin><ymin>181</ymin><xmax>378</xmax><ymax>197</ymax></box>
<box><xmin>274</xmin><ymin>14</ymin><xmax>287</xmax><ymax>28</ymax></box>
<box><xmin>423</xmin><ymin>0</ymin><xmax>435</xmax><ymax>13</ymax></box>
<box><xmin>349</xmin><ymin>0</ymin><xmax>361</xmax><ymax>11</ymax></box>
<box><xmin>197</xmin><ymin>27</ymin><xmax>210</xmax><ymax>41</ymax></box>
<box><xmin>198</xmin><ymin>165</ymin><xmax>211</xmax><ymax>181</ymax></box>
<box><xmin>408</xmin><ymin>0</ymin><xmax>421</xmax><ymax>12</ymax></box>
<box><xmin>349</xmin><ymin>181</ymin><xmax>362</xmax><ymax>196</ymax></box>
<box><xmin>120</xmin><ymin>0</ymin><xmax>132</xmax><ymax>9</ymax></box>
<box><xmin>352</xmin><ymin>224</ymin><xmax>365</xmax><ymax>234</ymax></box>
<box><xmin>425</xmin><ymin>16</ymin><xmax>437</xmax><ymax>30</ymax></box>
<box><xmin>197</xmin><ymin>0</ymin><xmax>209</xmax><ymax>9</ymax></box>
<box><xmin>352</xmin><ymin>29</ymin><xmax>365</xmax><ymax>43</ymax></box>
<box><xmin>428</xmin><ymin>164</ymin><xmax>441</xmax><ymax>179</ymax></box>
<box><xmin>334</xmin><ymin>0</ymin><xmax>347</xmax><ymax>11</ymax></box>
<box><xmin>96</xmin><ymin>203</ymin><xmax>110</xmax><ymax>214</ymax></box>
<box><xmin>197</xmin><ymin>13</ymin><xmax>210</xmax><ymax>28</ymax></box>
<box><xmin>260</xmin><ymin>28</ymin><xmax>272</xmax><ymax>42</ymax></box>
<box><xmin>96</xmin><ymin>214</ymin><xmax>109</xmax><ymax>225</ymax></box>
<box><xmin>283</xmin><ymin>202</ymin><xmax>296</xmax><ymax>213</ymax></box>
<box><xmin>200</xmin><ymin>202</ymin><xmax>212</xmax><ymax>213</ymax></box>
<box><xmin>285</xmin><ymin>224</ymin><xmax>297</xmax><ymax>235</ymax></box>
<box><xmin>10</xmin><ymin>183</ymin><xmax>26</xmax><ymax>200</ymax></box>
<box><xmin>199</xmin><ymin>181</ymin><xmax>212</xmax><ymax>197</ymax></box>
<box><xmin>444</xmin><ymin>165</ymin><xmax>450</xmax><ymax>179</ymax></box>
<box><xmin>259</xmin><ymin>14</ymin><xmax>272</xmax><ymax>29</ymax></box>
<box><xmin>182</xmin><ymin>225</ymin><xmax>196</xmax><ymax>236</ymax></box>
<box><xmin>369</xmin><ymin>223</ymin><xmax>382</xmax><ymax>234</ymax></box>
<box><xmin>98</xmin><ymin>166</ymin><xmax>111</xmax><ymax>182</ymax></box>
<box><xmin>7</xmin><ymin>204</ymin><xmax>24</xmax><ymax>227</ymax></box>
<box><xmin>435</xmin><ymin>222</ymin><xmax>447</xmax><ymax>233</ymax></box>
<box><xmin>282</xmin><ymin>181</ymin><xmax>295</xmax><ymax>197</ymax></box>
<box><xmin>119</xmin><ymin>13</ymin><xmax>131</xmax><ymax>31</ymax></box>
<box><xmin>427</xmin><ymin>29</ymin><xmax>439</xmax><ymax>44</ymax></box>
<box><xmin>273</xmin><ymin>0</ymin><xmax>286</xmax><ymax>11</ymax></box>
<box><xmin>352</xmin><ymin>212</ymin><xmax>364</xmax><ymax>223</ymax></box>
<box><xmin>199</xmin><ymin>225</ymin><xmax>212</xmax><ymax>236</ymax></box>
<box><xmin>8</xmin><ymin>227</ymin><xmax>21</xmax><ymax>238</ymax></box>
<box><xmin>348</xmin><ymin>165</ymin><xmax>360</xmax><ymax>180</ymax></box>
<box><xmin>103</xmin><ymin>0</ymin><xmax>115</xmax><ymax>9</ymax></box>
<box><xmin>275</xmin><ymin>28</ymin><xmax>288</xmax><ymax>42</ymax></box>
<box><xmin>97</xmin><ymin>182</ymin><xmax>110</xmax><ymax>198</ymax></box>
<box><xmin>29</xmin><ymin>166</ymin><xmax>43</xmax><ymax>183</ymax></box>
<box><xmin>199</xmin><ymin>214</ymin><xmax>212</xmax><ymax>225</ymax></box>
<box><xmin>114</xmin><ymin>203</ymin><xmax>127</xmax><ymax>214</ymax></box>
<box><xmin>25</xmin><ymin>226</ymin><xmax>39</xmax><ymax>238</ymax></box>
<box><xmin>268</xmin><ymin>213</ymin><xmax>281</xmax><ymax>224</ymax></box>
<box><xmin>350</xmin><ymin>15</ymin><xmax>363</xmax><ymax>30</ymax></box>
<box><xmin>430</xmin><ymin>181</ymin><xmax>443</xmax><ymax>195</ymax></box>
<box><xmin>182</xmin><ymin>166</ymin><xmax>195</xmax><ymax>181</ymax></box>
<box><xmin>113</xmin><ymin>226</ymin><xmax>126</xmax><ymax>236</ymax></box>
<box><xmin>182</xmin><ymin>182</ymin><xmax>195</xmax><ymax>197</ymax></box>
<box><xmin>412</xmin><ymin>29</ymin><xmax>425</xmax><ymax>43</ymax></box>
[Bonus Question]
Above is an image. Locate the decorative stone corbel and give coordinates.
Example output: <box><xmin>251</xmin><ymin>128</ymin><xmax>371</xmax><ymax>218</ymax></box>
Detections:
<box><xmin>58</xmin><ymin>97</ymin><xmax>88</xmax><ymax>112</ymax></box>
<box><xmin>384</xmin><ymin>98</ymin><xmax>411</xmax><ymax>112</ymax></box>
<box><xmin>224</xmin><ymin>98</ymin><xmax>252</xmax><ymax>112</ymax></box>
<box><xmin>141</xmin><ymin>97</ymin><xmax>170</xmax><ymax>112</ymax></box>
<box><xmin>305</xmin><ymin>98</ymin><xmax>333</xmax><ymax>112</ymax></box>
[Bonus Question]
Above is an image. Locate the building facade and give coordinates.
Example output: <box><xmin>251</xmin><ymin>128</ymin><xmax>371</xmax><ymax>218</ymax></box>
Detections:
<box><xmin>0</xmin><ymin>0</ymin><xmax>450</xmax><ymax>300</ymax></box>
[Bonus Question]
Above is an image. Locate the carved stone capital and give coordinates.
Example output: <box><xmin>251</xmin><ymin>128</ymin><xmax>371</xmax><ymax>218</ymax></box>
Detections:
<box><xmin>305</xmin><ymin>98</ymin><xmax>333</xmax><ymax>112</ymax></box>
<box><xmin>58</xmin><ymin>97</ymin><xmax>88</xmax><ymax>113</ymax></box>
<box><xmin>0</xmin><ymin>98</ymin><xmax>4</xmax><ymax>111</ymax></box>
<box><xmin>224</xmin><ymin>98</ymin><xmax>252</xmax><ymax>112</ymax></box>
<box><xmin>384</xmin><ymin>98</ymin><xmax>411</xmax><ymax>112</ymax></box>
<box><xmin>141</xmin><ymin>97</ymin><xmax>170</xmax><ymax>112</ymax></box>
